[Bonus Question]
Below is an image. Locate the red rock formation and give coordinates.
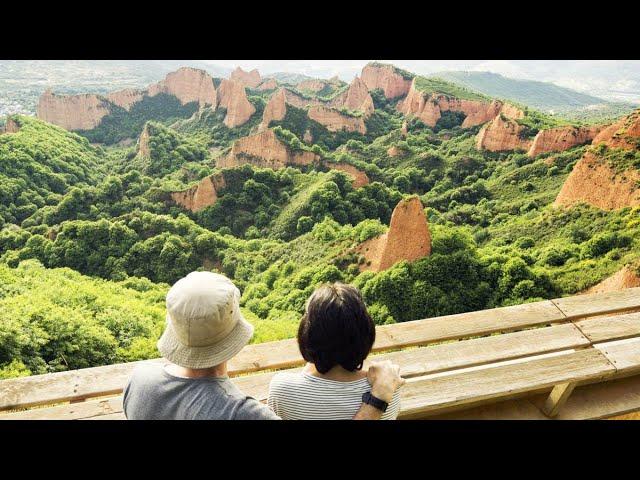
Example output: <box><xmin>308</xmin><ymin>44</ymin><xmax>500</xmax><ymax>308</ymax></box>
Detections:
<box><xmin>330</xmin><ymin>76</ymin><xmax>374</xmax><ymax>117</ymax></box>
<box><xmin>555</xmin><ymin>110</ymin><xmax>640</xmax><ymax>210</ymax></box>
<box><xmin>298</xmin><ymin>79</ymin><xmax>328</xmax><ymax>93</ymax></box>
<box><xmin>3</xmin><ymin>117</ymin><xmax>20</xmax><ymax>134</ymax></box>
<box><xmin>260</xmin><ymin>88</ymin><xmax>287</xmax><ymax>130</ymax></box>
<box><xmin>218</xmin><ymin>129</ymin><xmax>320</xmax><ymax>169</ymax></box>
<box><xmin>358</xmin><ymin>197</ymin><xmax>431</xmax><ymax>272</ymax></box>
<box><xmin>170</xmin><ymin>173</ymin><xmax>226</xmax><ymax>213</ymax></box>
<box><xmin>230</xmin><ymin>67</ymin><xmax>262</xmax><ymax>89</ymax></box>
<box><xmin>387</xmin><ymin>146</ymin><xmax>401</xmax><ymax>157</ymax></box>
<box><xmin>37</xmin><ymin>89</ymin><xmax>111</xmax><ymax>130</ymax></box>
<box><xmin>282</xmin><ymin>89</ymin><xmax>324</xmax><ymax>109</ymax></box>
<box><xmin>401</xmin><ymin>121</ymin><xmax>408</xmax><ymax>138</ymax></box>
<box><xmin>106</xmin><ymin>88</ymin><xmax>145</xmax><ymax>111</ymax></box>
<box><xmin>591</xmin><ymin>110</ymin><xmax>640</xmax><ymax>150</ymax></box>
<box><xmin>257</xmin><ymin>79</ymin><xmax>278</xmax><ymax>91</ymax></box>
<box><xmin>326</xmin><ymin>162</ymin><xmax>370</xmax><ymax>188</ymax></box>
<box><xmin>554</xmin><ymin>151</ymin><xmax>640</xmax><ymax>210</ymax></box>
<box><xmin>527</xmin><ymin>125</ymin><xmax>602</xmax><ymax>157</ymax></box>
<box><xmin>148</xmin><ymin>67</ymin><xmax>217</xmax><ymax>107</ymax></box>
<box><xmin>307</xmin><ymin>105</ymin><xmax>366</xmax><ymax>134</ymax></box>
<box><xmin>584</xmin><ymin>266</ymin><xmax>640</xmax><ymax>294</ymax></box>
<box><xmin>398</xmin><ymin>79</ymin><xmax>521</xmax><ymax>129</ymax></box>
<box><xmin>217</xmin><ymin>79</ymin><xmax>256</xmax><ymax>128</ymax></box>
<box><xmin>361</xmin><ymin>64</ymin><xmax>412</xmax><ymax>99</ymax></box>
<box><xmin>137</xmin><ymin>123</ymin><xmax>152</xmax><ymax>157</ymax></box>
<box><xmin>475</xmin><ymin>114</ymin><xmax>532</xmax><ymax>152</ymax></box>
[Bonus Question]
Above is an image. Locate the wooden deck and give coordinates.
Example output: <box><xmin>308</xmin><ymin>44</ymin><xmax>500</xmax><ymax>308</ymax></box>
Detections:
<box><xmin>1</xmin><ymin>287</ymin><xmax>640</xmax><ymax>420</ymax></box>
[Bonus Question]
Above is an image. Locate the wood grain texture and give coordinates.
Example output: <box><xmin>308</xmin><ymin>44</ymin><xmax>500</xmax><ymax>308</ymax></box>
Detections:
<box><xmin>398</xmin><ymin>349</ymin><xmax>615</xmax><ymax>419</ymax></box>
<box><xmin>575</xmin><ymin>312</ymin><xmax>640</xmax><ymax>343</ymax></box>
<box><xmin>552</xmin><ymin>287</ymin><xmax>640</xmax><ymax>319</ymax></box>
<box><xmin>595</xmin><ymin>338</ymin><xmax>640</xmax><ymax>374</ymax></box>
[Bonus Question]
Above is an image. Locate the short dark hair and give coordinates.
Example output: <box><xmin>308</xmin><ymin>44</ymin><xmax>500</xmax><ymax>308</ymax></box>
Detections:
<box><xmin>297</xmin><ymin>283</ymin><xmax>375</xmax><ymax>374</ymax></box>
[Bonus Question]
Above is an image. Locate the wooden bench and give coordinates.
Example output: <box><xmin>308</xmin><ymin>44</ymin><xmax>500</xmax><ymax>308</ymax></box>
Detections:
<box><xmin>2</xmin><ymin>287</ymin><xmax>640</xmax><ymax>420</ymax></box>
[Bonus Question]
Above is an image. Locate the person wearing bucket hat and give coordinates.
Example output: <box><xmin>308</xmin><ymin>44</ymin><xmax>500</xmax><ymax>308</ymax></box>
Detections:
<box><xmin>124</xmin><ymin>271</ymin><xmax>404</xmax><ymax>420</ymax></box>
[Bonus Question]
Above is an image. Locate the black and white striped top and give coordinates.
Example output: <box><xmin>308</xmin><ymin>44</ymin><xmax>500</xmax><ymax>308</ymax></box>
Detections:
<box><xmin>267</xmin><ymin>371</ymin><xmax>401</xmax><ymax>420</ymax></box>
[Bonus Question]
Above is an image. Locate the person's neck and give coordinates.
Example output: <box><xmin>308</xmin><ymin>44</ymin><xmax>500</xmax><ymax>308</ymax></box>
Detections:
<box><xmin>166</xmin><ymin>362</ymin><xmax>228</xmax><ymax>379</ymax></box>
<box><xmin>304</xmin><ymin>363</ymin><xmax>366</xmax><ymax>382</ymax></box>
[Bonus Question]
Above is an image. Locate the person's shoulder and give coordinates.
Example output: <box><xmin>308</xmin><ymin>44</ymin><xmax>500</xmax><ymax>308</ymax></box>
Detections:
<box><xmin>127</xmin><ymin>362</ymin><xmax>166</xmax><ymax>387</ymax></box>
<box><xmin>269</xmin><ymin>370</ymin><xmax>307</xmax><ymax>391</ymax></box>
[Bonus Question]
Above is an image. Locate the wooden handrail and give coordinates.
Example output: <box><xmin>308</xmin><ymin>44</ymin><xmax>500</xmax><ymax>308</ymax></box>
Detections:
<box><xmin>1</xmin><ymin>287</ymin><xmax>639</xmax><ymax>415</ymax></box>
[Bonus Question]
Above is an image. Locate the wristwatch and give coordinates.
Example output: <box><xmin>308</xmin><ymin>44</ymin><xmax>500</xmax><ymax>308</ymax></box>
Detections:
<box><xmin>362</xmin><ymin>391</ymin><xmax>389</xmax><ymax>412</ymax></box>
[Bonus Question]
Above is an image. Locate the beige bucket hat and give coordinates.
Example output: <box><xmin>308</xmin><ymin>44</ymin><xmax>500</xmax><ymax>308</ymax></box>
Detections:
<box><xmin>157</xmin><ymin>271</ymin><xmax>254</xmax><ymax>369</ymax></box>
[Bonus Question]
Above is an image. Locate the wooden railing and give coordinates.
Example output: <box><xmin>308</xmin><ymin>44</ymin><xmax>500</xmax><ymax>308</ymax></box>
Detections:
<box><xmin>1</xmin><ymin>287</ymin><xmax>640</xmax><ymax>420</ymax></box>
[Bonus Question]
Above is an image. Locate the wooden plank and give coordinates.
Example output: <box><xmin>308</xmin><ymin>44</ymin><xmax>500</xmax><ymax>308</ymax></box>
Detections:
<box><xmin>595</xmin><ymin>337</ymin><xmax>640</xmax><ymax>374</ymax></box>
<box><xmin>0</xmin><ymin>324</ymin><xmax>590</xmax><ymax>420</ymax></box>
<box><xmin>552</xmin><ymin>287</ymin><xmax>640</xmax><ymax>319</ymax></box>
<box><xmin>373</xmin><ymin>300</ymin><xmax>565</xmax><ymax>348</ymax></box>
<box><xmin>542</xmin><ymin>382</ymin><xmax>576</xmax><ymax>417</ymax></box>
<box><xmin>0</xmin><ymin>299</ymin><xmax>565</xmax><ymax>411</ymax></box>
<box><xmin>529</xmin><ymin>374</ymin><xmax>640</xmax><ymax>420</ymax></box>
<box><xmin>575</xmin><ymin>312</ymin><xmax>640</xmax><ymax>343</ymax></box>
<box><xmin>397</xmin><ymin>348</ymin><xmax>615</xmax><ymax>419</ymax></box>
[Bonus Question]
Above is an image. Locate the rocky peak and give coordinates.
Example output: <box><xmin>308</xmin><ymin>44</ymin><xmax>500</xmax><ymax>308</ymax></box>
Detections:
<box><xmin>2</xmin><ymin>116</ymin><xmax>20</xmax><ymax>134</ymax></box>
<box><xmin>217</xmin><ymin>128</ymin><xmax>320</xmax><ymax>169</ymax></box>
<box><xmin>217</xmin><ymin>79</ymin><xmax>256</xmax><ymax>128</ymax></box>
<box><xmin>230</xmin><ymin>67</ymin><xmax>262</xmax><ymax>89</ymax></box>
<box><xmin>260</xmin><ymin>88</ymin><xmax>287</xmax><ymax>130</ymax></box>
<box><xmin>170</xmin><ymin>173</ymin><xmax>227</xmax><ymax>213</ymax></box>
<box><xmin>331</xmin><ymin>76</ymin><xmax>374</xmax><ymax>117</ymax></box>
<box><xmin>137</xmin><ymin>123</ymin><xmax>152</xmax><ymax>157</ymax></box>
<box><xmin>475</xmin><ymin>114</ymin><xmax>532</xmax><ymax>152</ymax></box>
<box><xmin>358</xmin><ymin>196</ymin><xmax>431</xmax><ymax>272</ymax></box>
<box><xmin>361</xmin><ymin>63</ymin><xmax>413</xmax><ymax>99</ymax></box>
<box><xmin>106</xmin><ymin>88</ymin><xmax>145</xmax><ymax>111</ymax></box>
<box><xmin>527</xmin><ymin>125</ymin><xmax>602</xmax><ymax>157</ymax></box>
<box><xmin>257</xmin><ymin>79</ymin><xmax>278</xmax><ymax>91</ymax></box>
<box><xmin>307</xmin><ymin>105</ymin><xmax>366</xmax><ymax>134</ymax></box>
<box><xmin>37</xmin><ymin>89</ymin><xmax>111</xmax><ymax>131</ymax></box>
<box><xmin>148</xmin><ymin>67</ymin><xmax>217</xmax><ymax>107</ymax></box>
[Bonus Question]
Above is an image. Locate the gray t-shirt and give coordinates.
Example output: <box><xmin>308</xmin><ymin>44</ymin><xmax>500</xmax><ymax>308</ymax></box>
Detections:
<box><xmin>123</xmin><ymin>363</ymin><xmax>279</xmax><ymax>420</ymax></box>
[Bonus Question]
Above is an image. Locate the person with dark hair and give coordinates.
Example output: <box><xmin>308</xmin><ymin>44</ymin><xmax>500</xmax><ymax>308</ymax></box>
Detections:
<box><xmin>267</xmin><ymin>283</ymin><xmax>402</xmax><ymax>420</ymax></box>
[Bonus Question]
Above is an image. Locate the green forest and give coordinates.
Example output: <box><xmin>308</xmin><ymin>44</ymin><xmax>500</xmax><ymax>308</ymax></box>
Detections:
<box><xmin>1</xmin><ymin>64</ymin><xmax>639</xmax><ymax>380</ymax></box>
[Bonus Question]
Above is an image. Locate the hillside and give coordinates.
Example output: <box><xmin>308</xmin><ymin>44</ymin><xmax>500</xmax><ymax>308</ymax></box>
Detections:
<box><xmin>1</xmin><ymin>61</ymin><xmax>639</xmax><ymax>380</ymax></box>
<box><xmin>435</xmin><ymin>71</ymin><xmax>637</xmax><ymax>122</ymax></box>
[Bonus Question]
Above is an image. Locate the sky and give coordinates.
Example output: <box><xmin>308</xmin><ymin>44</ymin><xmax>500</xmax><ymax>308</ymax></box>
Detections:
<box><xmin>202</xmin><ymin>60</ymin><xmax>640</xmax><ymax>103</ymax></box>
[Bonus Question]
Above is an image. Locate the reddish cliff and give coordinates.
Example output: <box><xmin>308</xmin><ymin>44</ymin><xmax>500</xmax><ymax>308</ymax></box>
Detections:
<box><xmin>282</xmin><ymin>89</ymin><xmax>324</xmax><ymax>108</ymax></box>
<box><xmin>217</xmin><ymin>79</ymin><xmax>256</xmax><ymax>128</ymax></box>
<box><xmin>361</xmin><ymin>64</ymin><xmax>412</xmax><ymax>99</ymax></box>
<box><xmin>260</xmin><ymin>88</ymin><xmax>287</xmax><ymax>130</ymax></box>
<box><xmin>37</xmin><ymin>89</ymin><xmax>111</xmax><ymax>131</ymax></box>
<box><xmin>555</xmin><ymin>110</ymin><xmax>640</xmax><ymax>210</ymax></box>
<box><xmin>257</xmin><ymin>79</ymin><xmax>278</xmax><ymax>91</ymax></box>
<box><xmin>584</xmin><ymin>266</ymin><xmax>640</xmax><ymax>294</ymax></box>
<box><xmin>148</xmin><ymin>67</ymin><xmax>217</xmax><ymax>106</ymax></box>
<box><xmin>3</xmin><ymin>117</ymin><xmax>20</xmax><ymax>134</ymax></box>
<box><xmin>330</xmin><ymin>76</ymin><xmax>374</xmax><ymax>116</ymax></box>
<box><xmin>554</xmin><ymin>151</ymin><xmax>640</xmax><ymax>210</ymax></box>
<box><xmin>298</xmin><ymin>79</ymin><xmax>328</xmax><ymax>92</ymax></box>
<box><xmin>358</xmin><ymin>197</ymin><xmax>431</xmax><ymax>272</ymax></box>
<box><xmin>307</xmin><ymin>105</ymin><xmax>366</xmax><ymax>134</ymax></box>
<box><xmin>326</xmin><ymin>162</ymin><xmax>370</xmax><ymax>188</ymax></box>
<box><xmin>230</xmin><ymin>67</ymin><xmax>262</xmax><ymax>89</ymax></box>
<box><xmin>475</xmin><ymin>114</ymin><xmax>532</xmax><ymax>152</ymax></box>
<box><xmin>398</xmin><ymin>79</ymin><xmax>521</xmax><ymax>129</ymax></box>
<box><xmin>527</xmin><ymin>125</ymin><xmax>602</xmax><ymax>157</ymax></box>
<box><xmin>106</xmin><ymin>88</ymin><xmax>145</xmax><ymax>111</ymax></box>
<box><xmin>218</xmin><ymin>129</ymin><xmax>320</xmax><ymax>169</ymax></box>
<box><xmin>137</xmin><ymin>123</ymin><xmax>152</xmax><ymax>157</ymax></box>
<box><xmin>170</xmin><ymin>173</ymin><xmax>227</xmax><ymax>213</ymax></box>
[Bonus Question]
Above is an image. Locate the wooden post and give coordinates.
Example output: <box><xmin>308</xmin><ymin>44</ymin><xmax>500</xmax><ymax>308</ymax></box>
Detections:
<box><xmin>543</xmin><ymin>382</ymin><xmax>576</xmax><ymax>418</ymax></box>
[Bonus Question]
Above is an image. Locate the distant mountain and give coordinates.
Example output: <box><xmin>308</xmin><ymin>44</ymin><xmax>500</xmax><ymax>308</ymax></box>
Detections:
<box><xmin>0</xmin><ymin>61</ymin><xmax>231</xmax><ymax>116</ymax></box>
<box><xmin>434</xmin><ymin>71</ymin><xmax>637</xmax><ymax>122</ymax></box>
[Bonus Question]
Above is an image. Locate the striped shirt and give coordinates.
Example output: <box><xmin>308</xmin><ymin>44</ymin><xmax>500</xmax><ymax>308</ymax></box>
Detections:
<box><xmin>267</xmin><ymin>371</ymin><xmax>401</xmax><ymax>420</ymax></box>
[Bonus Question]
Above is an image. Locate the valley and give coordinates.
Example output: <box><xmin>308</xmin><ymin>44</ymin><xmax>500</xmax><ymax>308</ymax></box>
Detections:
<box><xmin>0</xmin><ymin>61</ymin><xmax>639</xmax><ymax>380</ymax></box>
